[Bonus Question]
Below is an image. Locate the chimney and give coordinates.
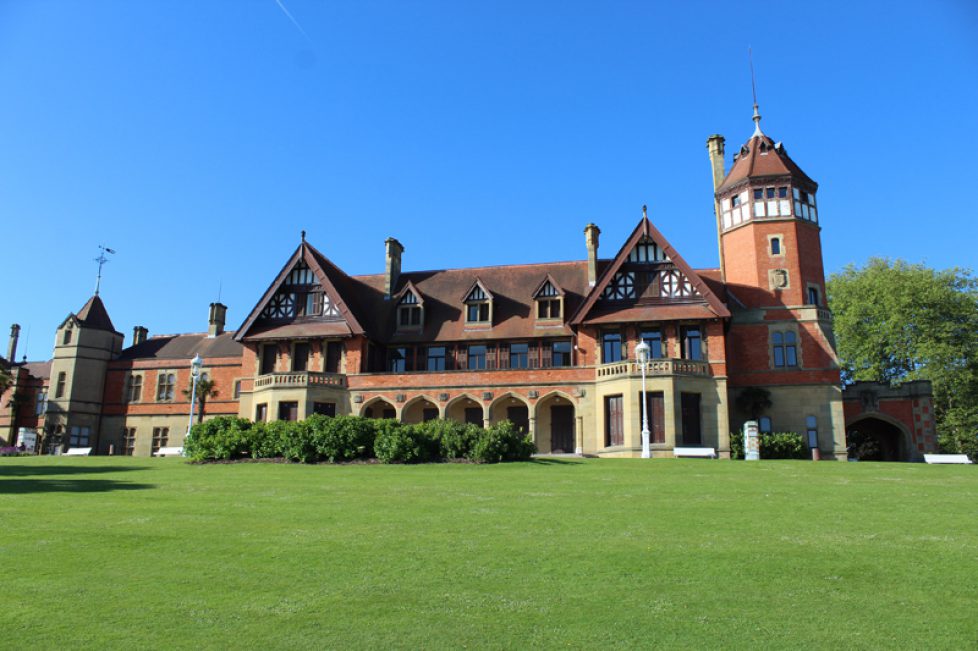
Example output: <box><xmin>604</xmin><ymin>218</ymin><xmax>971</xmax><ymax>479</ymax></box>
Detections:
<box><xmin>584</xmin><ymin>224</ymin><xmax>601</xmax><ymax>287</ymax></box>
<box><xmin>208</xmin><ymin>303</ymin><xmax>227</xmax><ymax>337</ymax></box>
<box><xmin>707</xmin><ymin>134</ymin><xmax>728</xmax><ymax>282</ymax></box>
<box><xmin>384</xmin><ymin>237</ymin><xmax>404</xmax><ymax>298</ymax></box>
<box><xmin>132</xmin><ymin>326</ymin><xmax>148</xmax><ymax>346</ymax></box>
<box><xmin>7</xmin><ymin>324</ymin><xmax>20</xmax><ymax>362</ymax></box>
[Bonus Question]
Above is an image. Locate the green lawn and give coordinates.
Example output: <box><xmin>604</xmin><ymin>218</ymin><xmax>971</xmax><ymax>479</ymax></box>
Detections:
<box><xmin>1</xmin><ymin>457</ymin><xmax>976</xmax><ymax>649</ymax></box>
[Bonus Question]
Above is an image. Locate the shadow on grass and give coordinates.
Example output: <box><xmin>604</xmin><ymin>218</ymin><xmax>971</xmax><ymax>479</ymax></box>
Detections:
<box><xmin>529</xmin><ymin>458</ymin><xmax>584</xmax><ymax>466</ymax></box>
<box><xmin>0</xmin><ymin>478</ymin><xmax>156</xmax><ymax>495</ymax></box>
<box><xmin>0</xmin><ymin>465</ymin><xmax>150</xmax><ymax>477</ymax></box>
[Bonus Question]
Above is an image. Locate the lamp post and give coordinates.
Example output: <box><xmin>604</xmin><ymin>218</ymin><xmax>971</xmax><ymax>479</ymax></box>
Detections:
<box><xmin>635</xmin><ymin>340</ymin><xmax>651</xmax><ymax>459</ymax></box>
<box><xmin>185</xmin><ymin>354</ymin><xmax>204</xmax><ymax>451</ymax></box>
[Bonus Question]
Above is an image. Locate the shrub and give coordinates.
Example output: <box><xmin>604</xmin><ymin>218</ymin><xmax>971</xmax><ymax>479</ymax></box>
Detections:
<box><xmin>309</xmin><ymin>414</ymin><xmax>375</xmax><ymax>462</ymax></box>
<box><xmin>727</xmin><ymin>430</ymin><xmax>807</xmax><ymax>460</ymax></box>
<box><xmin>468</xmin><ymin>420</ymin><xmax>536</xmax><ymax>464</ymax></box>
<box><xmin>185</xmin><ymin>416</ymin><xmax>253</xmax><ymax>461</ymax></box>
<box><xmin>0</xmin><ymin>446</ymin><xmax>24</xmax><ymax>457</ymax></box>
<box><xmin>250</xmin><ymin>420</ymin><xmax>291</xmax><ymax>460</ymax></box>
<box><xmin>417</xmin><ymin>419</ymin><xmax>481</xmax><ymax>459</ymax></box>
<box><xmin>729</xmin><ymin>431</ymin><xmax>744</xmax><ymax>460</ymax></box>
<box><xmin>374</xmin><ymin>422</ymin><xmax>437</xmax><ymax>464</ymax></box>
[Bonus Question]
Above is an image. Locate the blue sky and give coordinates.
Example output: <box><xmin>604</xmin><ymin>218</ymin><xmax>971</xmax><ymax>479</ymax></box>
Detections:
<box><xmin>2</xmin><ymin>1</ymin><xmax>976</xmax><ymax>362</ymax></box>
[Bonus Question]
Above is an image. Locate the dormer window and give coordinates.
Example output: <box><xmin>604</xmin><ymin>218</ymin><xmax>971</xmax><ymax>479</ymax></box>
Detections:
<box><xmin>464</xmin><ymin>282</ymin><xmax>492</xmax><ymax>325</ymax></box>
<box><xmin>396</xmin><ymin>289</ymin><xmax>423</xmax><ymax>330</ymax></box>
<box><xmin>533</xmin><ymin>278</ymin><xmax>564</xmax><ymax>321</ymax></box>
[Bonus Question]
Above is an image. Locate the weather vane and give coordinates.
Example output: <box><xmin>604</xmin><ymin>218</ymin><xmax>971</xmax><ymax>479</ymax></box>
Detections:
<box><xmin>94</xmin><ymin>244</ymin><xmax>116</xmax><ymax>295</ymax></box>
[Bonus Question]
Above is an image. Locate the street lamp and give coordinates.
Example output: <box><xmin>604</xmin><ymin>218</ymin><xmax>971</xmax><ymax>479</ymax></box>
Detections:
<box><xmin>635</xmin><ymin>340</ymin><xmax>651</xmax><ymax>459</ymax></box>
<box><xmin>185</xmin><ymin>354</ymin><xmax>204</xmax><ymax>451</ymax></box>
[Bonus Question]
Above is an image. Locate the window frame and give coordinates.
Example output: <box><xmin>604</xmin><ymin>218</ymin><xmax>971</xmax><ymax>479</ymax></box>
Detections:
<box><xmin>680</xmin><ymin>326</ymin><xmax>703</xmax><ymax>361</ymax></box>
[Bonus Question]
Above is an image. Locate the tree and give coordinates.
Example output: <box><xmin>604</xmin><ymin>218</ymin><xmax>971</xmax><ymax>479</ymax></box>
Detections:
<box><xmin>182</xmin><ymin>377</ymin><xmax>218</xmax><ymax>424</ymax></box>
<box><xmin>828</xmin><ymin>258</ymin><xmax>978</xmax><ymax>453</ymax></box>
<box><xmin>735</xmin><ymin>387</ymin><xmax>772</xmax><ymax>421</ymax></box>
<box><xmin>0</xmin><ymin>364</ymin><xmax>12</xmax><ymax>396</ymax></box>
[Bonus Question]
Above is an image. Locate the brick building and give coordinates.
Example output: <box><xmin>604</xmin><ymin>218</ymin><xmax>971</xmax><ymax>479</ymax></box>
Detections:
<box><xmin>0</xmin><ymin>110</ymin><xmax>936</xmax><ymax>460</ymax></box>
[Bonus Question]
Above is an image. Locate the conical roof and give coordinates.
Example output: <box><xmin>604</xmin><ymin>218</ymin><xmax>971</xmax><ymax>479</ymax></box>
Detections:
<box><xmin>716</xmin><ymin>111</ymin><xmax>817</xmax><ymax>194</ymax></box>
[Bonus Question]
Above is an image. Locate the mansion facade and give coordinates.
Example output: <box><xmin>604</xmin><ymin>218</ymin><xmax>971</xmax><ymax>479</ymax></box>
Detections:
<box><xmin>0</xmin><ymin>112</ymin><xmax>938</xmax><ymax>461</ymax></box>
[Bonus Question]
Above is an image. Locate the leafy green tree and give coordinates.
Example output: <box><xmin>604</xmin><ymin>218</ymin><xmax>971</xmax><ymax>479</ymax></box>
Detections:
<box><xmin>735</xmin><ymin>387</ymin><xmax>772</xmax><ymax>421</ymax></box>
<box><xmin>0</xmin><ymin>364</ymin><xmax>12</xmax><ymax>395</ymax></box>
<box><xmin>828</xmin><ymin>258</ymin><xmax>978</xmax><ymax>452</ymax></box>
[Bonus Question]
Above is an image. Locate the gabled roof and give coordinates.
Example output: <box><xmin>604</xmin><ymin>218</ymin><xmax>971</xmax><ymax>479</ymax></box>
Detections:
<box><xmin>717</xmin><ymin>133</ymin><xmax>817</xmax><ymax>194</ymax></box>
<box><xmin>570</xmin><ymin>215</ymin><xmax>730</xmax><ymax>325</ymax></box>
<box><xmin>461</xmin><ymin>278</ymin><xmax>494</xmax><ymax>303</ymax></box>
<box><xmin>395</xmin><ymin>280</ymin><xmax>425</xmax><ymax>306</ymax></box>
<box><xmin>532</xmin><ymin>274</ymin><xmax>565</xmax><ymax>298</ymax></box>
<box><xmin>235</xmin><ymin>239</ymin><xmax>368</xmax><ymax>341</ymax></box>
<box><xmin>73</xmin><ymin>295</ymin><xmax>118</xmax><ymax>333</ymax></box>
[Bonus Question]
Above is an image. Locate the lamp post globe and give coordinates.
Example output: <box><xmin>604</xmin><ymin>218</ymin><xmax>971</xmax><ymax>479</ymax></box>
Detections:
<box><xmin>185</xmin><ymin>354</ymin><xmax>205</xmax><ymax>454</ymax></box>
<box><xmin>635</xmin><ymin>341</ymin><xmax>651</xmax><ymax>459</ymax></box>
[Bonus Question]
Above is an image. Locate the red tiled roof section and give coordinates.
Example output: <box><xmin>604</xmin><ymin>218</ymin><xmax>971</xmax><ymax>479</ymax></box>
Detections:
<box><xmin>584</xmin><ymin>304</ymin><xmax>720</xmax><ymax>324</ymax></box>
<box><xmin>118</xmin><ymin>331</ymin><xmax>243</xmax><ymax>360</ymax></box>
<box><xmin>76</xmin><ymin>295</ymin><xmax>118</xmax><ymax>333</ymax></box>
<box><xmin>717</xmin><ymin>134</ymin><xmax>817</xmax><ymax>193</ymax></box>
<box><xmin>23</xmin><ymin>361</ymin><xmax>52</xmax><ymax>380</ymax></box>
<box><xmin>352</xmin><ymin>260</ymin><xmax>597</xmax><ymax>343</ymax></box>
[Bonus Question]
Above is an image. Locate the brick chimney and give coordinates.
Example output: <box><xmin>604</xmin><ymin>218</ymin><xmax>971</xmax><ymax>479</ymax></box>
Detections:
<box><xmin>208</xmin><ymin>303</ymin><xmax>227</xmax><ymax>337</ymax></box>
<box><xmin>7</xmin><ymin>324</ymin><xmax>19</xmax><ymax>362</ymax></box>
<box><xmin>132</xmin><ymin>326</ymin><xmax>148</xmax><ymax>346</ymax></box>
<box><xmin>584</xmin><ymin>224</ymin><xmax>601</xmax><ymax>287</ymax></box>
<box><xmin>385</xmin><ymin>237</ymin><xmax>404</xmax><ymax>299</ymax></box>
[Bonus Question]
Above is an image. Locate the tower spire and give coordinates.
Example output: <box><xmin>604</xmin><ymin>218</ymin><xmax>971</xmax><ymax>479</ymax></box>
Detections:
<box><xmin>749</xmin><ymin>47</ymin><xmax>763</xmax><ymax>137</ymax></box>
<box><xmin>93</xmin><ymin>245</ymin><xmax>116</xmax><ymax>296</ymax></box>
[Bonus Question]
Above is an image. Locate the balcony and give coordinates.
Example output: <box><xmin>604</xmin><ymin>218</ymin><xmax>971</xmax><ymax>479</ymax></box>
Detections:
<box><xmin>254</xmin><ymin>372</ymin><xmax>346</xmax><ymax>390</ymax></box>
<box><xmin>596</xmin><ymin>358</ymin><xmax>710</xmax><ymax>379</ymax></box>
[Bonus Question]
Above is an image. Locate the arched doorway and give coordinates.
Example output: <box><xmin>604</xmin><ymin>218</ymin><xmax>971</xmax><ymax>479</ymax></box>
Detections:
<box><xmin>445</xmin><ymin>394</ymin><xmax>485</xmax><ymax>427</ymax></box>
<box><xmin>360</xmin><ymin>398</ymin><xmax>397</xmax><ymax>420</ymax></box>
<box><xmin>534</xmin><ymin>392</ymin><xmax>576</xmax><ymax>454</ymax></box>
<box><xmin>401</xmin><ymin>396</ymin><xmax>440</xmax><ymax>424</ymax></box>
<box><xmin>488</xmin><ymin>393</ymin><xmax>530</xmax><ymax>435</ymax></box>
<box><xmin>846</xmin><ymin>416</ymin><xmax>911</xmax><ymax>461</ymax></box>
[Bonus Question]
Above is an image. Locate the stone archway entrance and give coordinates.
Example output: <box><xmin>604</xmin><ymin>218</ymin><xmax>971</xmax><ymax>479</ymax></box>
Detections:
<box><xmin>534</xmin><ymin>393</ymin><xmax>576</xmax><ymax>454</ymax></box>
<box><xmin>846</xmin><ymin>417</ymin><xmax>909</xmax><ymax>461</ymax></box>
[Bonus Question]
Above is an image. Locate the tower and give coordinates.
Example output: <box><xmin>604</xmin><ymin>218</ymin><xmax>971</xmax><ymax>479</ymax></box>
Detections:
<box><xmin>709</xmin><ymin>106</ymin><xmax>847</xmax><ymax>460</ymax></box>
<box><xmin>45</xmin><ymin>295</ymin><xmax>123</xmax><ymax>452</ymax></box>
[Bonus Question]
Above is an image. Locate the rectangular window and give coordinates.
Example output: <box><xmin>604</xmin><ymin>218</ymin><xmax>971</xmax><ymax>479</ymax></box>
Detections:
<box><xmin>467</xmin><ymin>302</ymin><xmax>490</xmax><ymax>323</ymax></box>
<box><xmin>680</xmin><ymin>393</ymin><xmax>702</xmax><ymax>446</ymax></box>
<box><xmin>123</xmin><ymin>427</ymin><xmax>136</xmax><ymax>455</ymax></box>
<box><xmin>467</xmin><ymin>345</ymin><xmax>486</xmax><ymax>370</ymax></box>
<box><xmin>313</xmin><ymin>402</ymin><xmax>336</xmax><ymax>417</ymax></box>
<box><xmin>126</xmin><ymin>375</ymin><xmax>143</xmax><ymax>402</ymax></box>
<box><xmin>55</xmin><ymin>372</ymin><xmax>66</xmax><ymax>399</ymax></box>
<box><xmin>551</xmin><ymin>341</ymin><xmax>572</xmax><ymax>367</ymax></box>
<box><xmin>156</xmin><ymin>373</ymin><xmax>175</xmax><ymax>401</ymax></box>
<box><xmin>806</xmin><ymin>416</ymin><xmax>818</xmax><ymax>448</ymax></box>
<box><xmin>278</xmin><ymin>401</ymin><xmax>299</xmax><ymax>422</ymax></box>
<box><xmin>641</xmin><ymin>331</ymin><xmax>663</xmax><ymax>359</ymax></box>
<box><xmin>292</xmin><ymin>343</ymin><xmax>310</xmax><ymax>372</ymax></box>
<box><xmin>325</xmin><ymin>341</ymin><xmax>343</xmax><ymax>373</ymax></box>
<box><xmin>771</xmin><ymin>237</ymin><xmax>781</xmax><ymax>255</ymax></box>
<box><xmin>638</xmin><ymin>391</ymin><xmax>666</xmax><ymax>444</ymax></box>
<box><xmin>426</xmin><ymin>346</ymin><xmax>446</xmax><ymax>371</ymax></box>
<box><xmin>63</xmin><ymin>329</ymin><xmax>72</xmax><ymax>345</ymax></box>
<box><xmin>807</xmin><ymin>286</ymin><xmax>820</xmax><ymax>306</ymax></box>
<box><xmin>509</xmin><ymin>343</ymin><xmax>529</xmax><ymax>369</ymax></box>
<box><xmin>35</xmin><ymin>390</ymin><xmax>48</xmax><ymax>415</ymax></box>
<box><xmin>398</xmin><ymin>306</ymin><xmax>422</xmax><ymax>327</ymax></box>
<box><xmin>537</xmin><ymin>299</ymin><xmax>561</xmax><ymax>319</ymax></box>
<box><xmin>69</xmin><ymin>426</ymin><xmax>90</xmax><ymax>447</ymax></box>
<box><xmin>255</xmin><ymin>403</ymin><xmax>268</xmax><ymax>422</ymax></box>
<box><xmin>772</xmin><ymin>332</ymin><xmax>798</xmax><ymax>368</ymax></box>
<box><xmin>602</xmin><ymin>333</ymin><xmax>623</xmax><ymax>363</ymax></box>
<box><xmin>233</xmin><ymin>380</ymin><xmax>242</xmax><ymax>399</ymax></box>
<box><xmin>151</xmin><ymin>427</ymin><xmax>169</xmax><ymax>454</ymax></box>
<box><xmin>260</xmin><ymin>345</ymin><xmax>277</xmax><ymax>375</ymax></box>
<box><xmin>681</xmin><ymin>327</ymin><xmax>703</xmax><ymax>361</ymax></box>
<box><xmin>604</xmin><ymin>395</ymin><xmax>624</xmax><ymax>447</ymax></box>
<box><xmin>389</xmin><ymin>347</ymin><xmax>407</xmax><ymax>372</ymax></box>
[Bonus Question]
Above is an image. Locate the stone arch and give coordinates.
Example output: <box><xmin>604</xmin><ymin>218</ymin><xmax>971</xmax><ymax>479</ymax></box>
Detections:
<box><xmin>401</xmin><ymin>395</ymin><xmax>441</xmax><ymax>424</ymax></box>
<box><xmin>534</xmin><ymin>391</ymin><xmax>578</xmax><ymax>454</ymax></box>
<box><xmin>488</xmin><ymin>392</ymin><xmax>531</xmax><ymax>434</ymax></box>
<box><xmin>846</xmin><ymin>413</ymin><xmax>913</xmax><ymax>462</ymax></box>
<box><xmin>444</xmin><ymin>393</ymin><xmax>486</xmax><ymax>427</ymax></box>
<box><xmin>360</xmin><ymin>397</ymin><xmax>398</xmax><ymax>419</ymax></box>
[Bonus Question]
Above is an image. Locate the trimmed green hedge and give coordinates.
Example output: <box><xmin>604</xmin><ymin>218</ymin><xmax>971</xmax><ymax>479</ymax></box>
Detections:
<box><xmin>729</xmin><ymin>430</ymin><xmax>808</xmax><ymax>460</ymax></box>
<box><xmin>185</xmin><ymin>415</ymin><xmax>535</xmax><ymax>464</ymax></box>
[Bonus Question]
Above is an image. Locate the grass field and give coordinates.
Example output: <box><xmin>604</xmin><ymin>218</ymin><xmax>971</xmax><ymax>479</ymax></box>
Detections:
<box><xmin>1</xmin><ymin>457</ymin><xmax>976</xmax><ymax>650</ymax></box>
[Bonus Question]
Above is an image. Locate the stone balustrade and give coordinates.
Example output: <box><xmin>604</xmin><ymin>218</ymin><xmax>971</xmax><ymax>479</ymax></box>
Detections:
<box><xmin>254</xmin><ymin>372</ymin><xmax>346</xmax><ymax>389</ymax></box>
<box><xmin>596</xmin><ymin>358</ymin><xmax>710</xmax><ymax>379</ymax></box>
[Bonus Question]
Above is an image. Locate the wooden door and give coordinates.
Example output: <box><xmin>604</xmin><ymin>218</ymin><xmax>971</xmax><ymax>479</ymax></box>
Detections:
<box><xmin>680</xmin><ymin>393</ymin><xmax>701</xmax><ymax>446</ymax></box>
<box><xmin>550</xmin><ymin>405</ymin><xmax>575</xmax><ymax>453</ymax></box>
<box><xmin>638</xmin><ymin>391</ymin><xmax>665</xmax><ymax>444</ymax></box>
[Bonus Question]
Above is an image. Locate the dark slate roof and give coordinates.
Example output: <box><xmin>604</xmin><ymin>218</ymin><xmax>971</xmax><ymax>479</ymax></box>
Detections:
<box><xmin>76</xmin><ymin>295</ymin><xmax>118</xmax><ymax>333</ymax></box>
<box><xmin>118</xmin><ymin>331</ymin><xmax>243</xmax><ymax>360</ymax></box>
<box><xmin>23</xmin><ymin>361</ymin><xmax>52</xmax><ymax>380</ymax></box>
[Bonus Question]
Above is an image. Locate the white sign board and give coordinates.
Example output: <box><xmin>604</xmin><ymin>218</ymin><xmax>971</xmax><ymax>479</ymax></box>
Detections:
<box><xmin>16</xmin><ymin>428</ymin><xmax>38</xmax><ymax>451</ymax></box>
<box><xmin>743</xmin><ymin>420</ymin><xmax>760</xmax><ymax>461</ymax></box>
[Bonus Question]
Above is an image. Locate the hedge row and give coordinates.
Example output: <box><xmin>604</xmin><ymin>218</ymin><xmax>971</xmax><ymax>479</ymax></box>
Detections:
<box><xmin>184</xmin><ymin>415</ymin><xmax>536</xmax><ymax>464</ymax></box>
<box><xmin>729</xmin><ymin>431</ymin><xmax>809</xmax><ymax>460</ymax></box>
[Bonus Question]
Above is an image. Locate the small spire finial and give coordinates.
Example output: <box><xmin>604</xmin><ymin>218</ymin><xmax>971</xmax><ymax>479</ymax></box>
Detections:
<box><xmin>642</xmin><ymin>204</ymin><xmax>648</xmax><ymax>220</ymax></box>
<box><xmin>749</xmin><ymin>47</ymin><xmax>763</xmax><ymax>137</ymax></box>
<box><xmin>301</xmin><ymin>230</ymin><xmax>306</xmax><ymax>243</ymax></box>
<box><xmin>93</xmin><ymin>245</ymin><xmax>116</xmax><ymax>296</ymax></box>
